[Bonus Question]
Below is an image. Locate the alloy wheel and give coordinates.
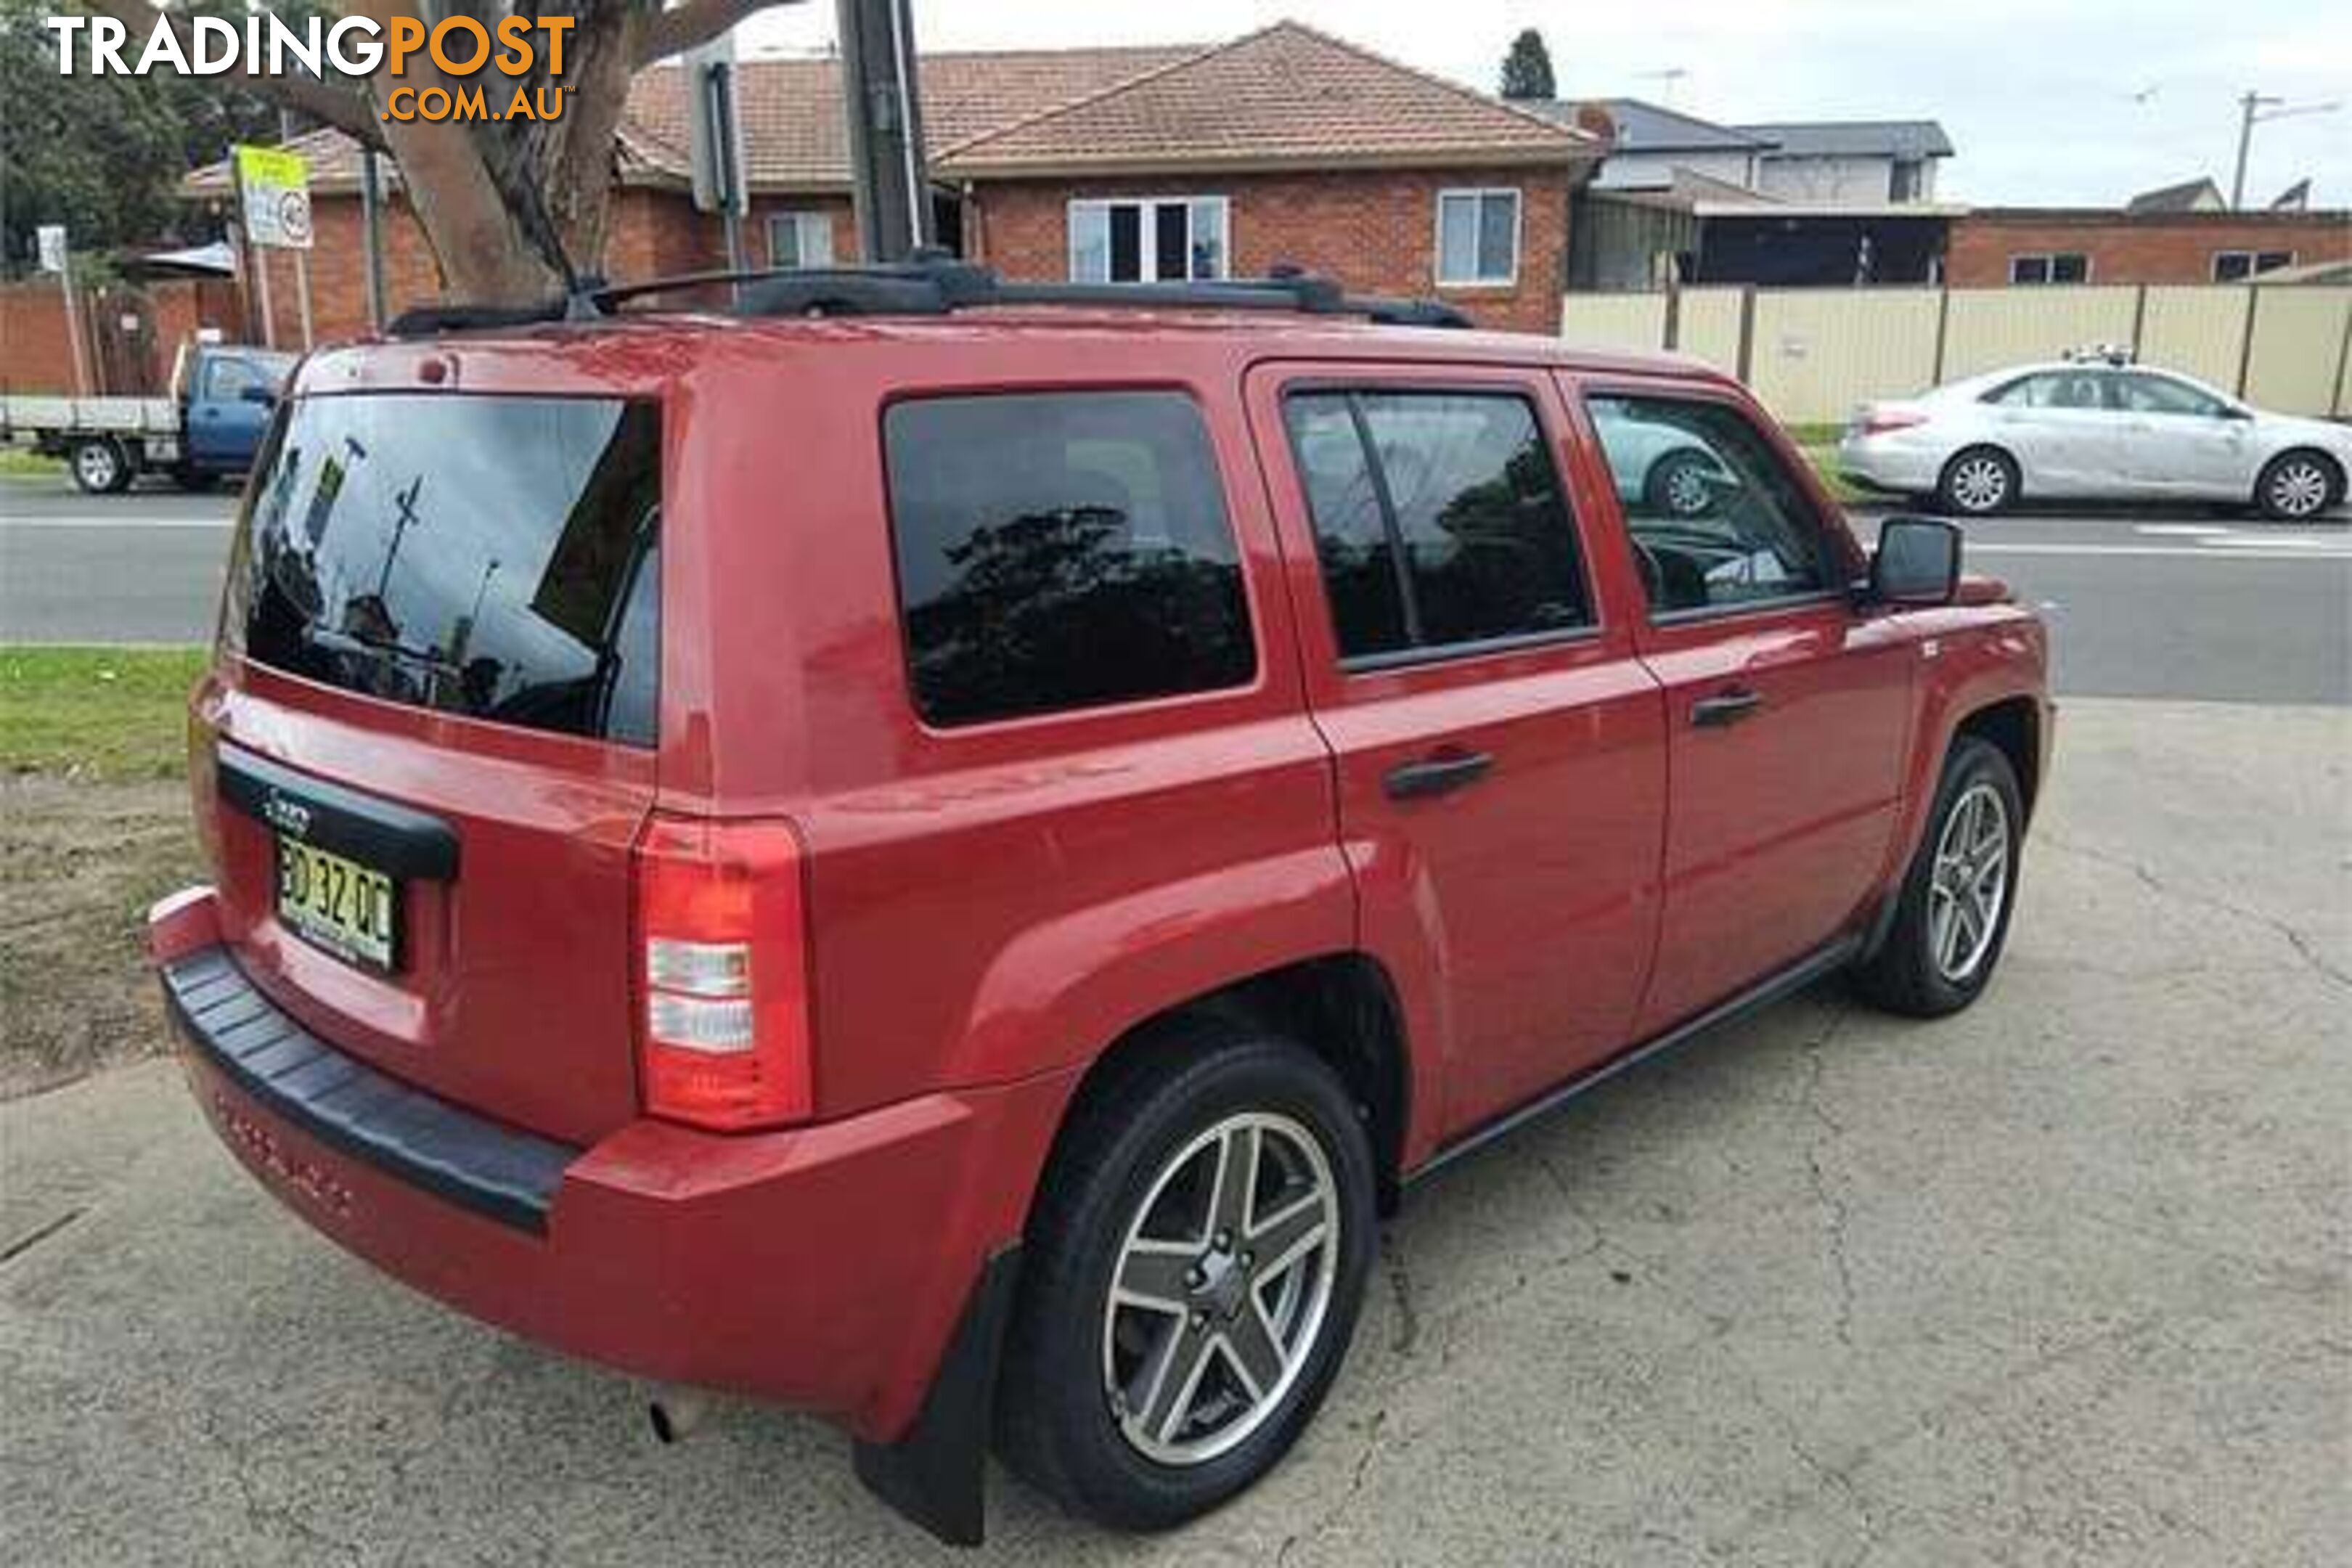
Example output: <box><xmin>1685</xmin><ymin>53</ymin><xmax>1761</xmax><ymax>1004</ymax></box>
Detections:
<box><xmin>1948</xmin><ymin>455</ymin><xmax>2008</xmax><ymax>513</ymax></box>
<box><xmin>1927</xmin><ymin>781</ymin><xmax>2010</xmax><ymax>984</ymax></box>
<box><xmin>2267</xmin><ymin>459</ymin><xmax>2329</xmax><ymax>520</ymax></box>
<box><xmin>74</xmin><ymin>442</ymin><xmax>121</xmax><ymax>492</ymax></box>
<box><xmin>1103</xmin><ymin>1111</ymin><xmax>1340</xmax><ymax>1466</ymax></box>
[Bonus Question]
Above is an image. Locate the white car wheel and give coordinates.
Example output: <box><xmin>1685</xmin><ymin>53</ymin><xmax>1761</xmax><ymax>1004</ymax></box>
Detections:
<box><xmin>1938</xmin><ymin>449</ymin><xmax>2015</xmax><ymax>517</ymax></box>
<box><xmin>2257</xmin><ymin>453</ymin><xmax>2337</xmax><ymax>522</ymax></box>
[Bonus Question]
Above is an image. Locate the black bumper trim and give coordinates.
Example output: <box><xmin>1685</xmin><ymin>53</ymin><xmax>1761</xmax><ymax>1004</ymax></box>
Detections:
<box><xmin>163</xmin><ymin>948</ymin><xmax>578</xmax><ymax>1233</ymax></box>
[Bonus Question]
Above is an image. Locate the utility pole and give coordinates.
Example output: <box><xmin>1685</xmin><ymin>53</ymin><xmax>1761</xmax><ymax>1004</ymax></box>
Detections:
<box><xmin>836</xmin><ymin>0</ymin><xmax>931</xmax><ymax>261</ymax></box>
<box><xmin>2231</xmin><ymin>90</ymin><xmax>2341</xmax><ymax>209</ymax></box>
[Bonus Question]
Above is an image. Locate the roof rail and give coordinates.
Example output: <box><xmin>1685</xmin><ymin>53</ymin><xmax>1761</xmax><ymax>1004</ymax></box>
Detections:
<box><xmin>385</xmin><ymin>253</ymin><xmax>1471</xmax><ymax>338</ymax></box>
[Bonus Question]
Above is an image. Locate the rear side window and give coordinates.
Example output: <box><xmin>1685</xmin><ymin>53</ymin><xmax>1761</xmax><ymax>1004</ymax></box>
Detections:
<box><xmin>1282</xmin><ymin>390</ymin><xmax>1593</xmax><ymax>662</ymax></box>
<box><xmin>226</xmin><ymin>394</ymin><xmax>662</xmax><ymax>746</ymax></box>
<box><xmin>883</xmin><ymin>391</ymin><xmax>1255</xmax><ymax>727</ymax></box>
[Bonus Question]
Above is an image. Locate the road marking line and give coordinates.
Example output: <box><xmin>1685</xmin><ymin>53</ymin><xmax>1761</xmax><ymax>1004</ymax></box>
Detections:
<box><xmin>1970</xmin><ymin>543</ymin><xmax>2352</xmax><ymax>560</ymax></box>
<box><xmin>0</xmin><ymin>515</ymin><xmax>231</xmax><ymax>531</ymax></box>
<box><xmin>2135</xmin><ymin>524</ymin><xmax>2231</xmax><ymax>536</ymax></box>
<box><xmin>2197</xmin><ymin>536</ymin><xmax>2349</xmax><ymax>551</ymax></box>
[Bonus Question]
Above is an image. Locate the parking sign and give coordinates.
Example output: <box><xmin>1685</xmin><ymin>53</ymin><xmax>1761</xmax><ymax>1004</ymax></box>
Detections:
<box><xmin>234</xmin><ymin>146</ymin><xmax>313</xmax><ymax>250</ymax></box>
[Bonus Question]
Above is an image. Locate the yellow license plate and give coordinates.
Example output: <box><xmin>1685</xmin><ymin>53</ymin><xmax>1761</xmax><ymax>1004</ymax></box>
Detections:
<box><xmin>275</xmin><ymin>836</ymin><xmax>399</xmax><ymax>971</ymax></box>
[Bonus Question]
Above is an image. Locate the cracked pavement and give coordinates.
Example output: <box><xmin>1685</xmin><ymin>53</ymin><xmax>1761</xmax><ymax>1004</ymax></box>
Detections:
<box><xmin>4</xmin><ymin>697</ymin><xmax>2345</xmax><ymax>1566</ymax></box>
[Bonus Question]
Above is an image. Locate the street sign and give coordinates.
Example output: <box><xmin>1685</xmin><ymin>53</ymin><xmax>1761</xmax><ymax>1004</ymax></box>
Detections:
<box><xmin>234</xmin><ymin>145</ymin><xmax>314</xmax><ymax>250</ymax></box>
<box><xmin>36</xmin><ymin>224</ymin><xmax>66</xmax><ymax>273</ymax></box>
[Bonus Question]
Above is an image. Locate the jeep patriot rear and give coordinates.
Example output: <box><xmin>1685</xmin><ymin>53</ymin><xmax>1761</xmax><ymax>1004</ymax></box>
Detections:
<box><xmin>150</xmin><ymin>265</ymin><xmax>2049</xmax><ymax>1543</ymax></box>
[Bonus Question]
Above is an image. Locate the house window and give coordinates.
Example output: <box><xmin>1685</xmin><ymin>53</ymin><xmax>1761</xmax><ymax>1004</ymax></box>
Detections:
<box><xmin>1437</xmin><ymin>189</ymin><xmax>1521</xmax><ymax>287</ymax></box>
<box><xmin>2009</xmin><ymin>253</ymin><xmax>2089</xmax><ymax>285</ymax></box>
<box><xmin>1068</xmin><ymin>198</ymin><xmax>1228</xmax><ymax>282</ymax></box>
<box><xmin>2213</xmin><ymin>250</ymin><xmax>2295</xmax><ymax>282</ymax></box>
<box><xmin>767</xmin><ymin>211</ymin><xmax>834</xmax><ymax>270</ymax></box>
<box><xmin>1889</xmin><ymin>160</ymin><xmax>1924</xmax><ymax>203</ymax></box>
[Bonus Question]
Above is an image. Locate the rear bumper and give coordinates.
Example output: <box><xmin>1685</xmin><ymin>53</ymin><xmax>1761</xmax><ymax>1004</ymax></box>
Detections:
<box><xmin>1838</xmin><ymin>434</ymin><xmax>1945</xmax><ymax>493</ymax></box>
<box><xmin>150</xmin><ymin>887</ymin><xmax>1077</xmax><ymax>1442</ymax></box>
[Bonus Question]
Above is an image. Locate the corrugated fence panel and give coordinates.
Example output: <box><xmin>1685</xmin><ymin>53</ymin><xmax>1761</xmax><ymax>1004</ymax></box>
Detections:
<box><xmin>2138</xmin><ymin>287</ymin><xmax>2253</xmax><ymax>389</ymax></box>
<box><xmin>1940</xmin><ymin>287</ymin><xmax>2140</xmax><ymax>379</ymax></box>
<box><xmin>1674</xmin><ymin>288</ymin><xmax>1745</xmax><ymax>374</ymax></box>
<box><xmin>2242</xmin><ymin>287</ymin><xmax>2352</xmax><ymax>416</ymax></box>
<box><xmin>1559</xmin><ymin>293</ymin><xmax>1668</xmax><ymax>354</ymax></box>
<box><xmin>1747</xmin><ymin>289</ymin><xmax>1942</xmax><ymax>425</ymax></box>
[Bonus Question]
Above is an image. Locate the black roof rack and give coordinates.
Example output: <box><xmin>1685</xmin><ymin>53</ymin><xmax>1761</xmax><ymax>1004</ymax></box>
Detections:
<box><xmin>385</xmin><ymin>253</ymin><xmax>1471</xmax><ymax>338</ymax></box>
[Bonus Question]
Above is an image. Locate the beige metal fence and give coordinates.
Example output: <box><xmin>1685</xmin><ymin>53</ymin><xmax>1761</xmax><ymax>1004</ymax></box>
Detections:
<box><xmin>1561</xmin><ymin>284</ymin><xmax>2352</xmax><ymax>425</ymax></box>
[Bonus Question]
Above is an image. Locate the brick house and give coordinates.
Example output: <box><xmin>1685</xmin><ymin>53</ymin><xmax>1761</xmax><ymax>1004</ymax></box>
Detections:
<box><xmin>181</xmin><ymin>21</ymin><xmax>1599</xmax><ymax>344</ymax></box>
<box><xmin>1946</xmin><ymin>208</ymin><xmax>2352</xmax><ymax>287</ymax></box>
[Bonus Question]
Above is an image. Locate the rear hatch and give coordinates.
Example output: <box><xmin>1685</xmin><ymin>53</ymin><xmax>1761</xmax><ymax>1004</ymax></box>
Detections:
<box><xmin>192</xmin><ymin>376</ymin><xmax>664</xmax><ymax>1146</ymax></box>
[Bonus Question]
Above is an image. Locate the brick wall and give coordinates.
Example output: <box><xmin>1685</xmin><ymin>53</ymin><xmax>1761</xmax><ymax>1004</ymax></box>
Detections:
<box><xmin>1947</xmin><ymin>211</ymin><xmax>2352</xmax><ymax>287</ymax></box>
<box><xmin>967</xmin><ymin>167</ymin><xmax>1575</xmax><ymax>334</ymax></box>
<box><xmin>0</xmin><ymin>277</ymin><xmax>238</xmax><ymax>395</ymax></box>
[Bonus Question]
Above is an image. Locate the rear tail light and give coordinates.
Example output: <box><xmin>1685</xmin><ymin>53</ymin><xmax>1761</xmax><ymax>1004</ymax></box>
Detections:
<box><xmin>1857</xmin><ymin>408</ymin><xmax>1929</xmax><ymax>436</ymax></box>
<box><xmin>632</xmin><ymin>814</ymin><xmax>813</xmax><ymax>1130</ymax></box>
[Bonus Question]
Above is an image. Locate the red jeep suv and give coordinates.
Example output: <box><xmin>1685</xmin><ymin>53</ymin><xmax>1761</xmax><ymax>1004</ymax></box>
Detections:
<box><xmin>150</xmin><ymin>261</ymin><xmax>2049</xmax><ymax>1543</ymax></box>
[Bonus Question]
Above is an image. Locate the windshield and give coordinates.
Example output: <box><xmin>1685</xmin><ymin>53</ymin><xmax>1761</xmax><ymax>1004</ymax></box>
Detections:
<box><xmin>224</xmin><ymin>393</ymin><xmax>663</xmax><ymax>746</ymax></box>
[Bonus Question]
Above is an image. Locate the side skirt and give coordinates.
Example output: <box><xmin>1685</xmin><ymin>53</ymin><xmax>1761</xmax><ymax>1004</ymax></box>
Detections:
<box><xmin>852</xmin><ymin>1244</ymin><xmax>1024</xmax><ymax>1548</ymax></box>
<box><xmin>1405</xmin><ymin>934</ymin><xmax>1862</xmax><ymax>1188</ymax></box>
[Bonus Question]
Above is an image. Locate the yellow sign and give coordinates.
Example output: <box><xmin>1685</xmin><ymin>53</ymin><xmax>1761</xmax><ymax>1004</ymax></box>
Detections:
<box><xmin>234</xmin><ymin>144</ymin><xmax>313</xmax><ymax>250</ymax></box>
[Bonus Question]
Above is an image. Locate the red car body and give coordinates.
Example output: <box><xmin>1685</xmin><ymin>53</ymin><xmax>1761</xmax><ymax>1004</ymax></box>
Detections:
<box><xmin>152</xmin><ymin>303</ymin><xmax>2049</xmax><ymax>1540</ymax></box>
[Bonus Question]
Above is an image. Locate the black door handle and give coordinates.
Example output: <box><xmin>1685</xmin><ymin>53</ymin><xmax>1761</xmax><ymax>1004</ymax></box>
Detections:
<box><xmin>1383</xmin><ymin>750</ymin><xmax>1495</xmax><ymax>801</ymax></box>
<box><xmin>1691</xmin><ymin>687</ymin><xmax>1764</xmax><ymax>728</ymax></box>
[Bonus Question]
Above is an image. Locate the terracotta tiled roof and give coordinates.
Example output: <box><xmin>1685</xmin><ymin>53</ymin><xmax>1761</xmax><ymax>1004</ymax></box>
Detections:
<box><xmin>934</xmin><ymin>23</ymin><xmax>1597</xmax><ymax>177</ymax></box>
<box><xmin>620</xmin><ymin>45</ymin><xmax>1201</xmax><ymax>189</ymax></box>
<box><xmin>183</xmin><ymin>25</ymin><xmax>1590</xmax><ymax>200</ymax></box>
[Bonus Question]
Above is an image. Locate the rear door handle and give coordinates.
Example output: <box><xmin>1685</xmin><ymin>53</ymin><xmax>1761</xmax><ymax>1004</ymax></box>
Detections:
<box><xmin>1690</xmin><ymin>687</ymin><xmax>1764</xmax><ymax>728</ymax></box>
<box><xmin>1383</xmin><ymin>750</ymin><xmax>1494</xmax><ymax>800</ymax></box>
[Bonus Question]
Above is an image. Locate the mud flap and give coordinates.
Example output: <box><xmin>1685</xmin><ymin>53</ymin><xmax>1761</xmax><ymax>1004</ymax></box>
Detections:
<box><xmin>852</xmin><ymin>1245</ymin><xmax>1023</xmax><ymax>1547</ymax></box>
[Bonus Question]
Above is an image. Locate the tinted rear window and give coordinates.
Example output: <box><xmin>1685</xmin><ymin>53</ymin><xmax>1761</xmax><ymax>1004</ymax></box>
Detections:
<box><xmin>883</xmin><ymin>391</ymin><xmax>1255</xmax><ymax>727</ymax></box>
<box><xmin>226</xmin><ymin>394</ymin><xmax>662</xmax><ymax>746</ymax></box>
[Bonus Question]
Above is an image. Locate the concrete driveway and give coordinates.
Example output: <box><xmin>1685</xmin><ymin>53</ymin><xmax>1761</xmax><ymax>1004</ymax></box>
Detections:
<box><xmin>4</xmin><ymin>697</ymin><xmax>2345</xmax><ymax>1567</ymax></box>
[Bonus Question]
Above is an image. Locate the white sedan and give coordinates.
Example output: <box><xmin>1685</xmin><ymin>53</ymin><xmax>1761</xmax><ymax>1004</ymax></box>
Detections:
<box><xmin>1839</xmin><ymin>361</ymin><xmax>2351</xmax><ymax>521</ymax></box>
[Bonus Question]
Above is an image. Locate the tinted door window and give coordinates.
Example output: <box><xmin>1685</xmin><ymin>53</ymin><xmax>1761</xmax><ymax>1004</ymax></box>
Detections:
<box><xmin>1282</xmin><ymin>391</ymin><xmax>1593</xmax><ymax>661</ymax></box>
<box><xmin>1586</xmin><ymin>395</ymin><xmax>1834</xmax><ymax>615</ymax></box>
<box><xmin>883</xmin><ymin>391</ymin><xmax>1254</xmax><ymax>727</ymax></box>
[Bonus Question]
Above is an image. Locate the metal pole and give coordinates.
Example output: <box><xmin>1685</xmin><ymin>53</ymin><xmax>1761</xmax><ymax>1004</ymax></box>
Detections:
<box><xmin>361</xmin><ymin>149</ymin><xmax>388</xmax><ymax>330</ymax></box>
<box><xmin>2230</xmin><ymin>91</ymin><xmax>2258</xmax><ymax>211</ymax></box>
<box><xmin>254</xmin><ymin>243</ymin><xmax>277</xmax><ymax>349</ymax></box>
<box><xmin>295</xmin><ymin>251</ymin><xmax>315</xmax><ymax>349</ymax></box>
<box><xmin>836</xmin><ymin>0</ymin><xmax>931</xmax><ymax>261</ymax></box>
<box><xmin>58</xmin><ymin>251</ymin><xmax>91</xmax><ymax>397</ymax></box>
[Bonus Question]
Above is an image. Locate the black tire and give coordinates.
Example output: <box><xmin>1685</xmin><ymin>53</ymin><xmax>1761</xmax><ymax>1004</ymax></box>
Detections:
<box><xmin>68</xmin><ymin>436</ymin><xmax>131</xmax><ymax>494</ymax></box>
<box><xmin>1644</xmin><ymin>448</ymin><xmax>1719</xmax><ymax>518</ymax></box>
<box><xmin>1935</xmin><ymin>446</ymin><xmax>2017</xmax><ymax>518</ymax></box>
<box><xmin>1851</xmin><ymin>735</ymin><xmax>2025</xmax><ymax>1018</ymax></box>
<box><xmin>997</xmin><ymin>1021</ymin><xmax>1376</xmax><ymax>1531</ymax></box>
<box><xmin>2253</xmin><ymin>449</ymin><xmax>2342</xmax><ymax>523</ymax></box>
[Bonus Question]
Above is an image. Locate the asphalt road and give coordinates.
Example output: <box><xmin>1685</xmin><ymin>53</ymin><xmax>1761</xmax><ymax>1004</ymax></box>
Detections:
<box><xmin>4</xmin><ymin>475</ymin><xmax>2345</xmax><ymax>704</ymax></box>
<box><xmin>5</xmin><ymin>699</ymin><xmax>2345</xmax><ymax>1564</ymax></box>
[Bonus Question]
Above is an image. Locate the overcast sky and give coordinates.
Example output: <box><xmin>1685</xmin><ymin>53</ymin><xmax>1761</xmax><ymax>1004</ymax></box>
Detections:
<box><xmin>738</xmin><ymin>1</ymin><xmax>2349</xmax><ymax>208</ymax></box>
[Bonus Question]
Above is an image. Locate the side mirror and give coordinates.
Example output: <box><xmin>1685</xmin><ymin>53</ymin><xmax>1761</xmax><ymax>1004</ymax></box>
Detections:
<box><xmin>239</xmin><ymin>384</ymin><xmax>279</xmax><ymax>405</ymax></box>
<box><xmin>1869</xmin><ymin>516</ymin><xmax>1961</xmax><ymax>606</ymax></box>
<box><xmin>2220</xmin><ymin>404</ymin><xmax>2255</xmax><ymax>421</ymax></box>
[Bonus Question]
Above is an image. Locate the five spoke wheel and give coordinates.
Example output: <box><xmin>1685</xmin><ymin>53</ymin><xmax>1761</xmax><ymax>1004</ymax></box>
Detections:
<box><xmin>1103</xmin><ymin>1113</ymin><xmax>1339</xmax><ymax>1466</ymax></box>
<box><xmin>1926</xmin><ymin>780</ymin><xmax>2010</xmax><ymax>984</ymax></box>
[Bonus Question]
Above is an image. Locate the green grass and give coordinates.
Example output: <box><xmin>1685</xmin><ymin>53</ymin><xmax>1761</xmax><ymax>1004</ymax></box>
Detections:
<box><xmin>1781</xmin><ymin>422</ymin><xmax>1870</xmax><ymax>506</ymax></box>
<box><xmin>1</xmin><ymin>646</ymin><xmax>208</xmax><ymax>782</ymax></box>
<box><xmin>0</xmin><ymin>447</ymin><xmax>64</xmax><ymax>478</ymax></box>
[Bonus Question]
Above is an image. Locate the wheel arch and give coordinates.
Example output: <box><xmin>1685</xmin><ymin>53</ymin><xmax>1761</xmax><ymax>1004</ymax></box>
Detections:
<box><xmin>1040</xmin><ymin>953</ymin><xmax>1413</xmax><ymax>1218</ymax></box>
<box><xmin>1953</xmin><ymin>695</ymin><xmax>2042</xmax><ymax>826</ymax></box>
<box><xmin>2257</xmin><ymin>444</ymin><xmax>2345</xmax><ymax>506</ymax></box>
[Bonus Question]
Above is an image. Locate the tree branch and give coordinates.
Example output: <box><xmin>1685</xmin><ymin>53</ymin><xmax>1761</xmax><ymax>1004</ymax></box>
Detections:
<box><xmin>632</xmin><ymin>0</ymin><xmax>809</xmax><ymax>69</ymax></box>
<box><xmin>78</xmin><ymin>0</ymin><xmax>387</xmax><ymax>149</ymax></box>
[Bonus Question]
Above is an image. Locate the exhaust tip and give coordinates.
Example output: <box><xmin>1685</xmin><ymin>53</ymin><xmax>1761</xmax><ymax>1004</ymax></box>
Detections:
<box><xmin>647</xmin><ymin>1386</ymin><xmax>711</xmax><ymax>1445</ymax></box>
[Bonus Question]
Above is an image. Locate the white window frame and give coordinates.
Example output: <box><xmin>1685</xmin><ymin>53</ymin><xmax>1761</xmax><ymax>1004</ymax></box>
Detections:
<box><xmin>2213</xmin><ymin>249</ymin><xmax>2295</xmax><ymax>282</ymax></box>
<box><xmin>2009</xmin><ymin>252</ymin><xmax>2091</xmax><ymax>286</ymax></box>
<box><xmin>1434</xmin><ymin>188</ymin><xmax>1523</xmax><ymax>289</ymax></box>
<box><xmin>1066</xmin><ymin>196</ymin><xmax>1231</xmax><ymax>283</ymax></box>
<box><xmin>767</xmin><ymin>210</ymin><xmax>835</xmax><ymax>271</ymax></box>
